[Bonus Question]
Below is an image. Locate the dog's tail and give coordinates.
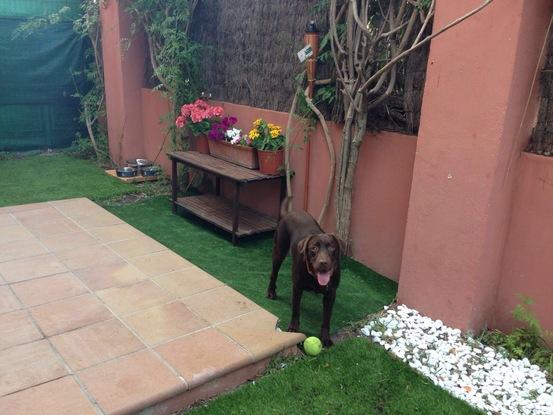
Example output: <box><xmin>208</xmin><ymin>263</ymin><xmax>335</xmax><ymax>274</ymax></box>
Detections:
<box><xmin>280</xmin><ymin>196</ymin><xmax>293</xmax><ymax>218</ymax></box>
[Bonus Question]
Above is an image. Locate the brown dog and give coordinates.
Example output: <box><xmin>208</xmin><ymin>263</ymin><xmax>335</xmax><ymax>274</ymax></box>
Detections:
<box><xmin>266</xmin><ymin>205</ymin><xmax>344</xmax><ymax>347</ymax></box>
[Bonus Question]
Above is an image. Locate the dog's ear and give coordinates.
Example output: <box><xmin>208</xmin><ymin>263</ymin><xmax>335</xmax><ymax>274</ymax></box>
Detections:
<box><xmin>330</xmin><ymin>234</ymin><xmax>346</xmax><ymax>255</ymax></box>
<box><xmin>297</xmin><ymin>235</ymin><xmax>312</xmax><ymax>256</ymax></box>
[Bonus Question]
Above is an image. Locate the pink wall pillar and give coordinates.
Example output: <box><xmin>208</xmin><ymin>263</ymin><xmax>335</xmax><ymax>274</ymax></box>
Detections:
<box><xmin>398</xmin><ymin>0</ymin><xmax>553</xmax><ymax>331</ymax></box>
<box><xmin>100</xmin><ymin>0</ymin><xmax>146</xmax><ymax>165</ymax></box>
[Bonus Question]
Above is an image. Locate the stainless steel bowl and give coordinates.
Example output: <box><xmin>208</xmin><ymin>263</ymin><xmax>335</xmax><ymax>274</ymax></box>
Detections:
<box><xmin>141</xmin><ymin>166</ymin><xmax>162</xmax><ymax>177</ymax></box>
<box><xmin>116</xmin><ymin>166</ymin><xmax>137</xmax><ymax>177</ymax></box>
<box><xmin>126</xmin><ymin>158</ymin><xmax>152</xmax><ymax>168</ymax></box>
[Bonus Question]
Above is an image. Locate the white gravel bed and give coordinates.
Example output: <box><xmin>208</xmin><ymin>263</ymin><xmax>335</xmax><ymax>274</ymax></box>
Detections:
<box><xmin>361</xmin><ymin>305</ymin><xmax>553</xmax><ymax>415</ymax></box>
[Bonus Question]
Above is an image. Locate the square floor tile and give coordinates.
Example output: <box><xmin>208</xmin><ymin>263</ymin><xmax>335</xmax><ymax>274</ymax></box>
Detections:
<box><xmin>25</xmin><ymin>218</ymin><xmax>81</xmax><ymax>239</ymax></box>
<box><xmin>0</xmin><ymin>225</ymin><xmax>34</xmax><ymax>244</ymax></box>
<box><xmin>216</xmin><ymin>309</ymin><xmax>305</xmax><ymax>360</ymax></box>
<box><xmin>11</xmin><ymin>273</ymin><xmax>88</xmax><ymax>307</ymax></box>
<box><xmin>88</xmin><ymin>224</ymin><xmax>143</xmax><ymax>243</ymax></box>
<box><xmin>0</xmin><ymin>340</ymin><xmax>68</xmax><ymax>397</ymax></box>
<box><xmin>155</xmin><ymin>328</ymin><xmax>252</xmax><ymax>388</ymax></box>
<box><xmin>39</xmin><ymin>231</ymin><xmax>99</xmax><ymax>253</ymax></box>
<box><xmin>97</xmin><ymin>281</ymin><xmax>174</xmax><ymax>316</ymax></box>
<box><xmin>129</xmin><ymin>251</ymin><xmax>194</xmax><ymax>277</ymax></box>
<box><xmin>124</xmin><ymin>302</ymin><xmax>209</xmax><ymax>346</ymax></box>
<box><xmin>51</xmin><ymin>319</ymin><xmax>143</xmax><ymax>371</ymax></box>
<box><xmin>56</xmin><ymin>245</ymin><xmax>120</xmax><ymax>271</ymax></box>
<box><xmin>13</xmin><ymin>207</ymin><xmax>65</xmax><ymax>226</ymax></box>
<box><xmin>0</xmin><ymin>254</ymin><xmax>67</xmax><ymax>283</ymax></box>
<box><xmin>49</xmin><ymin>198</ymin><xmax>103</xmax><ymax>218</ymax></box>
<box><xmin>78</xmin><ymin>350</ymin><xmax>184</xmax><ymax>415</ymax></box>
<box><xmin>7</xmin><ymin>202</ymin><xmax>51</xmax><ymax>213</ymax></box>
<box><xmin>0</xmin><ymin>311</ymin><xmax>42</xmax><ymax>350</ymax></box>
<box><xmin>0</xmin><ymin>376</ymin><xmax>97</xmax><ymax>415</ymax></box>
<box><xmin>108</xmin><ymin>237</ymin><xmax>166</xmax><ymax>259</ymax></box>
<box><xmin>74</xmin><ymin>260</ymin><xmax>148</xmax><ymax>291</ymax></box>
<box><xmin>153</xmin><ymin>268</ymin><xmax>224</xmax><ymax>299</ymax></box>
<box><xmin>0</xmin><ymin>286</ymin><xmax>21</xmax><ymax>314</ymax></box>
<box><xmin>74</xmin><ymin>213</ymin><xmax>124</xmax><ymax>229</ymax></box>
<box><xmin>182</xmin><ymin>285</ymin><xmax>259</xmax><ymax>325</ymax></box>
<box><xmin>0</xmin><ymin>214</ymin><xmax>16</xmax><ymax>227</ymax></box>
<box><xmin>0</xmin><ymin>239</ymin><xmax>48</xmax><ymax>263</ymax></box>
<box><xmin>30</xmin><ymin>294</ymin><xmax>112</xmax><ymax>336</ymax></box>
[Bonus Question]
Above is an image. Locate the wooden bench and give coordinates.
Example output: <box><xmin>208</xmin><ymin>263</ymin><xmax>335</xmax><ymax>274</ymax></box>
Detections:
<box><xmin>168</xmin><ymin>151</ymin><xmax>285</xmax><ymax>244</ymax></box>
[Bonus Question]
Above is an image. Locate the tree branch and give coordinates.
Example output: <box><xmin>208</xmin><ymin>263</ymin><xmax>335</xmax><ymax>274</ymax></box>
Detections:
<box><xmin>359</xmin><ymin>0</ymin><xmax>494</xmax><ymax>93</ymax></box>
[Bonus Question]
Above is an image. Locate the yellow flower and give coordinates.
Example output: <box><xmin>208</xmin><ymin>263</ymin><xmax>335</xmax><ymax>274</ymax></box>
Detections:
<box><xmin>248</xmin><ymin>129</ymin><xmax>260</xmax><ymax>140</ymax></box>
<box><xmin>267</xmin><ymin>123</ymin><xmax>277</xmax><ymax>129</ymax></box>
<box><xmin>253</xmin><ymin>118</ymin><xmax>263</xmax><ymax>127</ymax></box>
<box><xmin>270</xmin><ymin>128</ymin><xmax>280</xmax><ymax>138</ymax></box>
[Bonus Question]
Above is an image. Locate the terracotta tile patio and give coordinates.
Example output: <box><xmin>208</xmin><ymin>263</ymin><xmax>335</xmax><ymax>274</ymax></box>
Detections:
<box><xmin>0</xmin><ymin>198</ymin><xmax>304</xmax><ymax>415</ymax></box>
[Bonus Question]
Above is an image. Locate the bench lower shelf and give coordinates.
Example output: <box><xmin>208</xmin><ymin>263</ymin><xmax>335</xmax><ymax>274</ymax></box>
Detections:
<box><xmin>175</xmin><ymin>194</ymin><xmax>278</xmax><ymax>238</ymax></box>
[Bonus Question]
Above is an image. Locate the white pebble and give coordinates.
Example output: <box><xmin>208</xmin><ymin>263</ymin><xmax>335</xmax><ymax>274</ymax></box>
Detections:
<box><xmin>361</xmin><ymin>305</ymin><xmax>553</xmax><ymax>415</ymax></box>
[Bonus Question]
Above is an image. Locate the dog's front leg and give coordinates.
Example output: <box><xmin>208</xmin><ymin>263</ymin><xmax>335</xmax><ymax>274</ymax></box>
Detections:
<box><xmin>321</xmin><ymin>290</ymin><xmax>336</xmax><ymax>347</ymax></box>
<box><xmin>288</xmin><ymin>285</ymin><xmax>303</xmax><ymax>332</ymax></box>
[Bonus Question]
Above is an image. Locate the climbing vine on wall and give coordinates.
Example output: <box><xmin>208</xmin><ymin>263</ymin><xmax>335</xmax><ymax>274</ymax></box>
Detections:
<box><xmin>127</xmin><ymin>0</ymin><xmax>202</xmax><ymax>116</ymax></box>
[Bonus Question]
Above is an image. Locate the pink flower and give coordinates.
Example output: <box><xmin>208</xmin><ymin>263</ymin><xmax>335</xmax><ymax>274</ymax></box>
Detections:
<box><xmin>212</xmin><ymin>106</ymin><xmax>224</xmax><ymax>117</ymax></box>
<box><xmin>175</xmin><ymin>115</ymin><xmax>186</xmax><ymax>128</ymax></box>
<box><xmin>180</xmin><ymin>104</ymin><xmax>191</xmax><ymax>117</ymax></box>
<box><xmin>194</xmin><ymin>99</ymin><xmax>208</xmax><ymax>110</ymax></box>
<box><xmin>190</xmin><ymin>109</ymin><xmax>204</xmax><ymax>123</ymax></box>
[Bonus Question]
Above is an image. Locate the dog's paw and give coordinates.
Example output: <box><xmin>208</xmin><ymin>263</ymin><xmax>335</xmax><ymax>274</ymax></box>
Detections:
<box><xmin>321</xmin><ymin>337</ymin><xmax>334</xmax><ymax>348</ymax></box>
<box><xmin>287</xmin><ymin>322</ymin><xmax>299</xmax><ymax>332</ymax></box>
<box><xmin>266</xmin><ymin>290</ymin><xmax>277</xmax><ymax>300</ymax></box>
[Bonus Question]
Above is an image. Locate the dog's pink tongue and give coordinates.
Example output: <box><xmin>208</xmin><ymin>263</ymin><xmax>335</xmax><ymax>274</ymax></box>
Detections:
<box><xmin>317</xmin><ymin>271</ymin><xmax>331</xmax><ymax>286</ymax></box>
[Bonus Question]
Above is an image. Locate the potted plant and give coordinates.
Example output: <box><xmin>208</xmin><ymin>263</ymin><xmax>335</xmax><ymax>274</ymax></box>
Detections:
<box><xmin>249</xmin><ymin>119</ymin><xmax>285</xmax><ymax>175</ymax></box>
<box><xmin>175</xmin><ymin>99</ymin><xmax>224</xmax><ymax>154</ymax></box>
<box><xmin>207</xmin><ymin>116</ymin><xmax>258</xmax><ymax>168</ymax></box>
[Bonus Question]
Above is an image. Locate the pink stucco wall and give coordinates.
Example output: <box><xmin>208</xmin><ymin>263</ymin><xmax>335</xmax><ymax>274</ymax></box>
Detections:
<box><xmin>100</xmin><ymin>0</ymin><xmax>146</xmax><ymax>165</ymax></box>
<box><xmin>397</xmin><ymin>0</ymin><xmax>553</xmax><ymax>332</ymax></box>
<box><xmin>494</xmin><ymin>153</ymin><xmax>553</xmax><ymax>333</ymax></box>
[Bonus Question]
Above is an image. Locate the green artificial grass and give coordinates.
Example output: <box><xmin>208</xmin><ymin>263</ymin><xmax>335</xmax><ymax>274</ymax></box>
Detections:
<box><xmin>108</xmin><ymin>196</ymin><xmax>397</xmax><ymax>336</ymax></box>
<box><xmin>0</xmin><ymin>153</ymin><xmax>135</xmax><ymax>207</ymax></box>
<box><xmin>187</xmin><ymin>338</ymin><xmax>482</xmax><ymax>415</ymax></box>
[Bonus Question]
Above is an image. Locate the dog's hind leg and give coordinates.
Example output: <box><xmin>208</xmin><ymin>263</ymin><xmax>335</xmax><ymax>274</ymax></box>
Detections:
<box><xmin>266</xmin><ymin>226</ymin><xmax>289</xmax><ymax>299</ymax></box>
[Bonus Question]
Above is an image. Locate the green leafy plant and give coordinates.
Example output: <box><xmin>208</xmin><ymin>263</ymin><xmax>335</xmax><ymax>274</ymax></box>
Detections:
<box><xmin>127</xmin><ymin>0</ymin><xmax>201</xmax><ymax>100</ymax></box>
<box><xmin>479</xmin><ymin>295</ymin><xmax>553</xmax><ymax>378</ymax></box>
<box><xmin>66</xmin><ymin>132</ymin><xmax>108</xmax><ymax>161</ymax></box>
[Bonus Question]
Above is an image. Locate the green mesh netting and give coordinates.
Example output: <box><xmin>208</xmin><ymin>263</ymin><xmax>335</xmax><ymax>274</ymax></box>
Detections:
<box><xmin>0</xmin><ymin>0</ymin><xmax>86</xmax><ymax>151</ymax></box>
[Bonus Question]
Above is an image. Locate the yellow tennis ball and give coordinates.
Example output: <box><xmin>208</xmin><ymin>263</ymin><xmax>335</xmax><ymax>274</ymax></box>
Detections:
<box><xmin>303</xmin><ymin>336</ymin><xmax>322</xmax><ymax>356</ymax></box>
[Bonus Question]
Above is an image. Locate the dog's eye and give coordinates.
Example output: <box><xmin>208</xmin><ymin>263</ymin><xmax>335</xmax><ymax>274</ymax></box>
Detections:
<box><xmin>310</xmin><ymin>247</ymin><xmax>318</xmax><ymax>256</ymax></box>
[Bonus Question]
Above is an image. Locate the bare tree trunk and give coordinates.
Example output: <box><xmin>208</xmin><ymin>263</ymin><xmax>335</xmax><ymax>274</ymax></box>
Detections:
<box><xmin>336</xmin><ymin>99</ymin><xmax>368</xmax><ymax>253</ymax></box>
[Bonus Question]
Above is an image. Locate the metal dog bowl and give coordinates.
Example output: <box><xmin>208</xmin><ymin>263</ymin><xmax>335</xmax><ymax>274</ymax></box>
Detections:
<box><xmin>116</xmin><ymin>166</ymin><xmax>137</xmax><ymax>177</ymax></box>
<box><xmin>141</xmin><ymin>166</ymin><xmax>162</xmax><ymax>177</ymax></box>
<box><xmin>126</xmin><ymin>158</ymin><xmax>152</xmax><ymax>168</ymax></box>
<box><xmin>126</xmin><ymin>159</ymin><xmax>152</xmax><ymax>175</ymax></box>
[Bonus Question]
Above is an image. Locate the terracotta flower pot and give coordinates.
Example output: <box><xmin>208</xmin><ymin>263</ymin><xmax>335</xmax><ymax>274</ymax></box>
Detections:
<box><xmin>257</xmin><ymin>149</ymin><xmax>284</xmax><ymax>175</ymax></box>
<box><xmin>194</xmin><ymin>134</ymin><xmax>210</xmax><ymax>154</ymax></box>
<box><xmin>208</xmin><ymin>140</ymin><xmax>259</xmax><ymax>169</ymax></box>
